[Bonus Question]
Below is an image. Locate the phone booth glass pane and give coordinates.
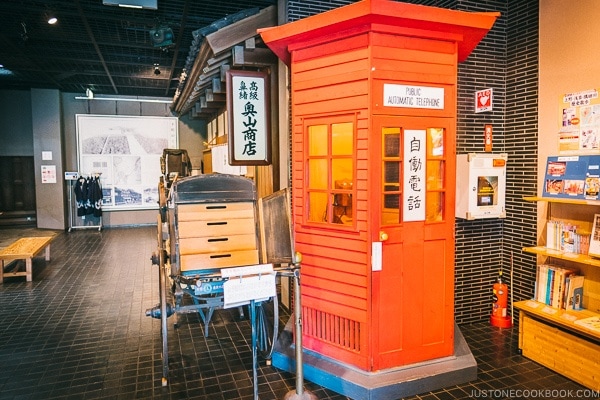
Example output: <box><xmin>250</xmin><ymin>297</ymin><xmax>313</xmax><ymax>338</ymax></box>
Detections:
<box><xmin>309</xmin><ymin>125</ymin><xmax>328</xmax><ymax>156</ymax></box>
<box><xmin>308</xmin><ymin>192</ymin><xmax>327</xmax><ymax>222</ymax></box>
<box><xmin>427</xmin><ymin>161</ymin><xmax>444</xmax><ymax>190</ymax></box>
<box><xmin>425</xmin><ymin>128</ymin><xmax>445</xmax><ymax>222</ymax></box>
<box><xmin>308</xmin><ymin>159</ymin><xmax>327</xmax><ymax>189</ymax></box>
<box><xmin>332</xmin><ymin>122</ymin><xmax>354</xmax><ymax>155</ymax></box>
<box><xmin>426</xmin><ymin>192</ymin><xmax>444</xmax><ymax>222</ymax></box>
<box><xmin>306</xmin><ymin>119</ymin><xmax>355</xmax><ymax>226</ymax></box>
<box><xmin>382</xmin><ymin>128</ymin><xmax>401</xmax><ymax>225</ymax></box>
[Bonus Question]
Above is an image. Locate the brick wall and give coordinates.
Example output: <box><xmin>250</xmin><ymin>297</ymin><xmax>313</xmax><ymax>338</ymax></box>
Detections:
<box><xmin>286</xmin><ymin>0</ymin><xmax>539</xmax><ymax>324</ymax></box>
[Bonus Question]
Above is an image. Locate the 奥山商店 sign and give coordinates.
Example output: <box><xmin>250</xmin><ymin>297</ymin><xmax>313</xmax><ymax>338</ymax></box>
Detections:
<box><xmin>226</xmin><ymin>70</ymin><xmax>271</xmax><ymax>165</ymax></box>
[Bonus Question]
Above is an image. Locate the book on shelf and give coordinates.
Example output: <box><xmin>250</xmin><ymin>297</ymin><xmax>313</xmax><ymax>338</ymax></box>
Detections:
<box><xmin>535</xmin><ymin>264</ymin><xmax>579</xmax><ymax>309</ymax></box>
<box><xmin>565</xmin><ymin>275</ymin><xmax>585</xmax><ymax>310</ymax></box>
<box><xmin>545</xmin><ymin>220</ymin><xmax>590</xmax><ymax>255</ymax></box>
<box><xmin>588</xmin><ymin>213</ymin><xmax>600</xmax><ymax>257</ymax></box>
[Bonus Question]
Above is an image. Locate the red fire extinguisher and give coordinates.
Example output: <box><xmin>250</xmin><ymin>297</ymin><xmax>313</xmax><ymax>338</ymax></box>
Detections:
<box><xmin>491</xmin><ymin>270</ymin><xmax>512</xmax><ymax>328</ymax></box>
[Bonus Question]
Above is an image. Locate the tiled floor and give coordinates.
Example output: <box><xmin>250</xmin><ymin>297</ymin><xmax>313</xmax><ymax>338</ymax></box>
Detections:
<box><xmin>0</xmin><ymin>226</ymin><xmax>593</xmax><ymax>399</ymax></box>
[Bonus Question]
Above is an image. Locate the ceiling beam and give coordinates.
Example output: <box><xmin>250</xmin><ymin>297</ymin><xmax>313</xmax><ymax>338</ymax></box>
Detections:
<box><xmin>164</xmin><ymin>0</ymin><xmax>191</xmax><ymax>97</ymax></box>
<box><xmin>75</xmin><ymin>0</ymin><xmax>118</xmax><ymax>94</ymax></box>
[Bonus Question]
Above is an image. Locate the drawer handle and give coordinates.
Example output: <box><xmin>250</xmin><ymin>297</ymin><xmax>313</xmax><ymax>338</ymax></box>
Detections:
<box><xmin>206</xmin><ymin>205</ymin><xmax>227</xmax><ymax>209</ymax></box>
<box><xmin>210</xmin><ymin>254</ymin><xmax>232</xmax><ymax>259</ymax></box>
<box><xmin>208</xmin><ymin>238</ymin><xmax>229</xmax><ymax>242</ymax></box>
<box><xmin>207</xmin><ymin>221</ymin><xmax>227</xmax><ymax>226</ymax></box>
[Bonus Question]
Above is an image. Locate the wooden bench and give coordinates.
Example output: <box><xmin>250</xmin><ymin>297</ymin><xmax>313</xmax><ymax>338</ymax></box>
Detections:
<box><xmin>0</xmin><ymin>236</ymin><xmax>54</xmax><ymax>283</ymax></box>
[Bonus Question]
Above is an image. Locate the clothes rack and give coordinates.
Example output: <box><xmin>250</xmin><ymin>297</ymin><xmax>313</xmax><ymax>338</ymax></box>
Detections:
<box><xmin>68</xmin><ymin>173</ymin><xmax>103</xmax><ymax>232</ymax></box>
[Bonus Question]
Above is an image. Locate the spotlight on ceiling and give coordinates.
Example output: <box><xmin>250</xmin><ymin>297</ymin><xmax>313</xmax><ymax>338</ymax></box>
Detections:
<box><xmin>47</xmin><ymin>15</ymin><xmax>58</xmax><ymax>25</ymax></box>
<box><xmin>149</xmin><ymin>26</ymin><xmax>174</xmax><ymax>48</ymax></box>
<box><xmin>153</xmin><ymin>64</ymin><xmax>161</xmax><ymax>75</ymax></box>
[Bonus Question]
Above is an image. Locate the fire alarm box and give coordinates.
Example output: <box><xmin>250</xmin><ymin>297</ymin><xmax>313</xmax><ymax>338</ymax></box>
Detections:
<box><xmin>456</xmin><ymin>153</ymin><xmax>507</xmax><ymax>220</ymax></box>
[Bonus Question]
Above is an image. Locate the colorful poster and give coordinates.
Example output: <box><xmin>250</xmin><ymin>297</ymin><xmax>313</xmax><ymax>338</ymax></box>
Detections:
<box><xmin>559</xmin><ymin>88</ymin><xmax>600</xmax><ymax>154</ymax></box>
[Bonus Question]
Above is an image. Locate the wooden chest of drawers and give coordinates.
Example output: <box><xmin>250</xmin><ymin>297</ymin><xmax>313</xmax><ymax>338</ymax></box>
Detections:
<box><xmin>176</xmin><ymin>202</ymin><xmax>259</xmax><ymax>272</ymax></box>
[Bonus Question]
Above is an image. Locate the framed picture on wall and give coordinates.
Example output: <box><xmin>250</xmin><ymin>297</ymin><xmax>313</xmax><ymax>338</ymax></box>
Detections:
<box><xmin>76</xmin><ymin>114</ymin><xmax>178</xmax><ymax>210</ymax></box>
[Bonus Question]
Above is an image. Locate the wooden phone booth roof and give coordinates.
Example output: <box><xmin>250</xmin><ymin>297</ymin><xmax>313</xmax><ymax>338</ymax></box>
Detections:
<box><xmin>259</xmin><ymin>0</ymin><xmax>499</xmax><ymax>65</ymax></box>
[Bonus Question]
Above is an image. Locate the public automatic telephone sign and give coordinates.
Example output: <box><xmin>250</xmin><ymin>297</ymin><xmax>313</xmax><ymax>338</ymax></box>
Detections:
<box><xmin>383</xmin><ymin>84</ymin><xmax>444</xmax><ymax>110</ymax></box>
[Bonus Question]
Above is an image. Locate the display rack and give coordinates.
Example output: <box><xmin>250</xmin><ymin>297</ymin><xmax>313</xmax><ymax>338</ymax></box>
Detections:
<box><xmin>66</xmin><ymin>172</ymin><xmax>102</xmax><ymax>232</ymax></box>
<box><xmin>519</xmin><ymin>196</ymin><xmax>600</xmax><ymax>391</ymax></box>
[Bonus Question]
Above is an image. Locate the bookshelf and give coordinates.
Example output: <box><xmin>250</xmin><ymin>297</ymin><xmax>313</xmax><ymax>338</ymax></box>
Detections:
<box><xmin>519</xmin><ymin>196</ymin><xmax>600</xmax><ymax>391</ymax></box>
<box><xmin>522</xmin><ymin>246</ymin><xmax>600</xmax><ymax>268</ymax></box>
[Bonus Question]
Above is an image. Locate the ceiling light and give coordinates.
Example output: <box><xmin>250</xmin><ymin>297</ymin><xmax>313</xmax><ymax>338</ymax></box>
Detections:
<box><xmin>154</xmin><ymin>64</ymin><xmax>161</xmax><ymax>75</ymax></box>
<box><xmin>102</xmin><ymin>0</ymin><xmax>158</xmax><ymax>10</ymax></box>
<box><xmin>46</xmin><ymin>12</ymin><xmax>58</xmax><ymax>25</ymax></box>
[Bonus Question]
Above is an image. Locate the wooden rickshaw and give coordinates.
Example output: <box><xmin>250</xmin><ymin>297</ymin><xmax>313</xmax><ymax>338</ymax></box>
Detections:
<box><xmin>147</xmin><ymin>167</ymin><xmax>296</xmax><ymax>391</ymax></box>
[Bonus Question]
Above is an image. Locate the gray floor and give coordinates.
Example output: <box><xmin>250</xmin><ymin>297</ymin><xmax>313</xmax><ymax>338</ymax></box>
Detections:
<box><xmin>0</xmin><ymin>226</ymin><xmax>590</xmax><ymax>399</ymax></box>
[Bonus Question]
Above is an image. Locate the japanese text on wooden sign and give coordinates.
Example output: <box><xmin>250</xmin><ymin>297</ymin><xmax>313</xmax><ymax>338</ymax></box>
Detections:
<box><xmin>227</xmin><ymin>70</ymin><xmax>271</xmax><ymax>165</ymax></box>
<box><xmin>403</xmin><ymin>130</ymin><xmax>426</xmax><ymax>221</ymax></box>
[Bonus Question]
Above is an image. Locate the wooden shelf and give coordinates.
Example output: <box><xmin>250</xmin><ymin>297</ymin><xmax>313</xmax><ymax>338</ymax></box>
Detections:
<box><xmin>519</xmin><ymin>195</ymin><xmax>600</xmax><ymax>390</ymax></box>
<box><xmin>514</xmin><ymin>300</ymin><xmax>600</xmax><ymax>342</ymax></box>
<box><xmin>522</xmin><ymin>246</ymin><xmax>600</xmax><ymax>268</ymax></box>
<box><xmin>524</xmin><ymin>196</ymin><xmax>600</xmax><ymax>206</ymax></box>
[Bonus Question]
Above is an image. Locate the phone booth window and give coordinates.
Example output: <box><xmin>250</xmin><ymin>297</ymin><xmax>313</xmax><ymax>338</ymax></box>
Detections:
<box><xmin>381</xmin><ymin>127</ymin><xmax>402</xmax><ymax>225</ymax></box>
<box><xmin>425</xmin><ymin>127</ymin><xmax>445</xmax><ymax>222</ymax></box>
<box><xmin>307</xmin><ymin>120</ymin><xmax>354</xmax><ymax>225</ymax></box>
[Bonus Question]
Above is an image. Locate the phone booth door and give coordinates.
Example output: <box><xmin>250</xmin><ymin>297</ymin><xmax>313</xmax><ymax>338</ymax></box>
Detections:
<box><xmin>371</xmin><ymin>116</ymin><xmax>455</xmax><ymax>370</ymax></box>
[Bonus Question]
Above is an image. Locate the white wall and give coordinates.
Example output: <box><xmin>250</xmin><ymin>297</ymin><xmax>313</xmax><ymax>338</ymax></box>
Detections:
<box><xmin>538</xmin><ymin>0</ymin><xmax>600</xmax><ymax>232</ymax></box>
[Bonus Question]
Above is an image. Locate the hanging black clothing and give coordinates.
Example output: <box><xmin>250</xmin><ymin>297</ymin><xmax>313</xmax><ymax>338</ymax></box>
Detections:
<box><xmin>74</xmin><ymin>176</ymin><xmax>102</xmax><ymax>217</ymax></box>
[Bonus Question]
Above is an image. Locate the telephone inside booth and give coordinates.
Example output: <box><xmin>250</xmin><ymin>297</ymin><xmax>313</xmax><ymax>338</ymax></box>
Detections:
<box><xmin>333</xmin><ymin>179</ymin><xmax>353</xmax><ymax>224</ymax></box>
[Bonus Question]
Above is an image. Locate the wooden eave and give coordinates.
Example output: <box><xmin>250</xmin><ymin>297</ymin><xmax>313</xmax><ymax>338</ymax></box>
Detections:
<box><xmin>171</xmin><ymin>5</ymin><xmax>277</xmax><ymax>117</ymax></box>
<box><xmin>259</xmin><ymin>0</ymin><xmax>499</xmax><ymax>65</ymax></box>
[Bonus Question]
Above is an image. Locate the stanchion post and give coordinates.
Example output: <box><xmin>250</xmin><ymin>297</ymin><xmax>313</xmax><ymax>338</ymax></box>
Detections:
<box><xmin>284</xmin><ymin>253</ymin><xmax>317</xmax><ymax>400</ymax></box>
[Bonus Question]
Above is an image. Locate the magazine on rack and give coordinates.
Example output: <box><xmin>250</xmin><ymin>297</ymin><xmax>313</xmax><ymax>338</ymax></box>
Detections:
<box><xmin>588</xmin><ymin>214</ymin><xmax>600</xmax><ymax>258</ymax></box>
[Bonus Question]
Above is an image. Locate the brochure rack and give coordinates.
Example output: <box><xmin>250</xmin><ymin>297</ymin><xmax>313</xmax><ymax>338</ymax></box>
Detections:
<box><xmin>520</xmin><ymin>195</ymin><xmax>600</xmax><ymax>391</ymax></box>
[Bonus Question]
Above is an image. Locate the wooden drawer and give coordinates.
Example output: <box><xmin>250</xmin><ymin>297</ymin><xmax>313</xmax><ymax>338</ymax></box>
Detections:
<box><xmin>177</xmin><ymin>202</ymin><xmax>254</xmax><ymax>221</ymax></box>
<box><xmin>180</xmin><ymin>249</ymin><xmax>260</xmax><ymax>271</ymax></box>
<box><xmin>179</xmin><ymin>234</ymin><xmax>257</xmax><ymax>255</ymax></box>
<box><xmin>178</xmin><ymin>217</ymin><xmax>256</xmax><ymax>238</ymax></box>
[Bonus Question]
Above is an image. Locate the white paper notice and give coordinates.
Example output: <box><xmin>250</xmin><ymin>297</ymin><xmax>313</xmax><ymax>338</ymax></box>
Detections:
<box><xmin>41</xmin><ymin>165</ymin><xmax>57</xmax><ymax>183</ymax></box>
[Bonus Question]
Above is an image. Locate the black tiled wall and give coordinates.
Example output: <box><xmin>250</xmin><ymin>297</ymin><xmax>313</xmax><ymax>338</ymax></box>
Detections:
<box><xmin>286</xmin><ymin>0</ymin><xmax>539</xmax><ymax>324</ymax></box>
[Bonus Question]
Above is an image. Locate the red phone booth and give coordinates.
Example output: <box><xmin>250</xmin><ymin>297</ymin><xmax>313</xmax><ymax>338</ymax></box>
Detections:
<box><xmin>261</xmin><ymin>0</ymin><xmax>498</xmax><ymax>394</ymax></box>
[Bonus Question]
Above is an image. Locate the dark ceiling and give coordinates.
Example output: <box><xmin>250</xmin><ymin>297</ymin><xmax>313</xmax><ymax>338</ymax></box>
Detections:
<box><xmin>0</xmin><ymin>0</ymin><xmax>278</xmax><ymax>99</ymax></box>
